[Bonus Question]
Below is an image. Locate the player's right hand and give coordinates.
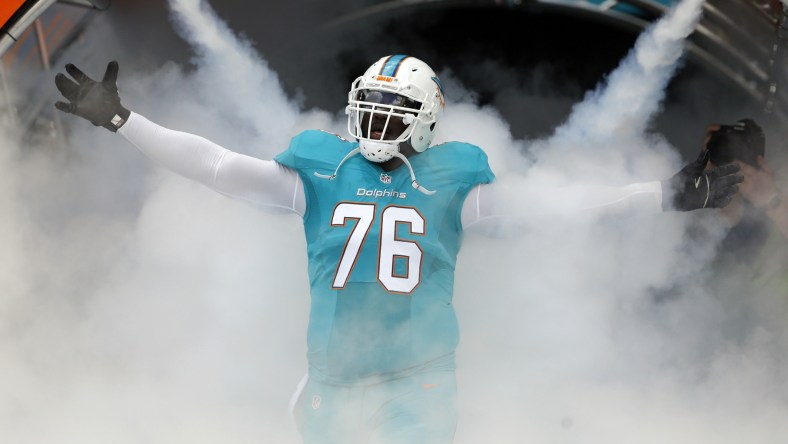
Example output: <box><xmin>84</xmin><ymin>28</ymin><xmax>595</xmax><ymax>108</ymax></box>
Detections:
<box><xmin>55</xmin><ymin>61</ymin><xmax>130</xmax><ymax>132</ymax></box>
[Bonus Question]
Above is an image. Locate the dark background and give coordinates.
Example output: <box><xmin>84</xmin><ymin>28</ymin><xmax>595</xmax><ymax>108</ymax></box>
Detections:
<box><xmin>56</xmin><ymin>0</ymin><xmax>764</xmax><ymax>157</ymax></box>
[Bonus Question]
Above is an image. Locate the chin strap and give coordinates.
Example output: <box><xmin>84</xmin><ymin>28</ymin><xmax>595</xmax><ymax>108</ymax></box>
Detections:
<box><xmin>313</xmin><ymin>148</ymin><xmax>361</xmax><ymax>180</ymax></box>
<box><xmin>392</xmin><ymin>152</ymin><xmax>435</xmax><ymax>195</ymax></box>
<box><xmin>313</xmin><ymin>147</ymin><xmax>436</xmax><ymax>196</ymax></box>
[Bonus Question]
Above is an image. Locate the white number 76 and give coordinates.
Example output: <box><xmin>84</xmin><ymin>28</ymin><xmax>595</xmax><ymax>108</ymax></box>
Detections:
<box><xmin>330</xmin><ymin>202</ymin><xmax>425</xmax><ymax>294</ymax></box>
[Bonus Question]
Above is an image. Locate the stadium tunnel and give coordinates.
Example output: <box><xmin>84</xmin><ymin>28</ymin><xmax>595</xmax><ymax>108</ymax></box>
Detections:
<box><xmin>2</xmin><ymin>0</ymin><xmax>788</xmax><ymax>160</ymax></box>
<box><xmin>283</xmin><ymin>0</ymin><xmax>788</xmax><ymax>157</ymax></box>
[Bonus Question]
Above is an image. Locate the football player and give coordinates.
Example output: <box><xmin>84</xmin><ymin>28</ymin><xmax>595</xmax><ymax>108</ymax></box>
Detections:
<box><xmin>54</xmin><ymin>55</ymin><xmax>742</xmax><ymax>444</ymax></box>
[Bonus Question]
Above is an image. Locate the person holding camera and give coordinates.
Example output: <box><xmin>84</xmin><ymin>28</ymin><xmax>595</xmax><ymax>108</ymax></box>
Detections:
<box><xmin>706</xmin><ymin>119</ymin><xmax>788</xmax><ymax>296</ymax></box>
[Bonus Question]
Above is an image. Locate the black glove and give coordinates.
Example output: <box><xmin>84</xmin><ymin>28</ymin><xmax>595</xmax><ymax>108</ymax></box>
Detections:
<box><xmin>662</xmin><ymin>149</ymin><xmax>743</xmax><ymax>211</ymax></box>
<box><xmin>55</xmin><ymin>61</ymin><xmax>130</xmax><ymax>132</ymax></box>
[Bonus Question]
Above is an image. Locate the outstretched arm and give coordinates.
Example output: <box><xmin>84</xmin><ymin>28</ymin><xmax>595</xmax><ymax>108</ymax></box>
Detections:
<box><xmin>54</xmin><ymin>61</ymin><xmax>305</xmax><ymax>215</ymax></box>
<box><xmin>461</xmin><ymin>180</ymin><xmax>664</xmax><ymax>229</ymax></box>
<box><xmin>461</xmin><ymin>151</ymin><xmax>742</xmax><ymax>229</ymax></box>
<box><xmin>119</xmin><ymin>113</ymin><xmax>305</xmax><ymax>214</ymax></box>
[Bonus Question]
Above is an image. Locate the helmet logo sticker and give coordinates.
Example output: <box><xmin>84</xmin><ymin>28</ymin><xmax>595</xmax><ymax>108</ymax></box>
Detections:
<box><xmin>380</xmin><ymin>173</ymin><xmax>392</xmax><ymax>184</ymax></box>
<box><xmin>431</xmin><ymin>76</ymin><xmax>445</xmax><ymax>108</ymax></box>
<box><xmin>376</xmin><ymin>75</ymin><xmax>395</xmax><ymax>83</ymax></box>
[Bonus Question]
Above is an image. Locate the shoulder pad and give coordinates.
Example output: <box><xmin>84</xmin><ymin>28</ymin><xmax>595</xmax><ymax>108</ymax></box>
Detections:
<box><xmin>424</xmin><ymin>141</ymin><xmax>495</xmax><ymax>185</ymax></box>
<box><xmin>274</xmin><ymin>130</ymin><xmax>356</xmax><ymax>171</ymax></box>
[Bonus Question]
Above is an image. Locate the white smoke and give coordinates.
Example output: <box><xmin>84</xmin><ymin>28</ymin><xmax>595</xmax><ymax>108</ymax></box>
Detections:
<box><xmin>447</xmin><ymin>0</ymin><xmax>788</xmax><ymax>442</ymax></box>
<box><xmin>1</xmin><ymin>0</ymin><xmax>787</xmax><ymax>443</ymax></box>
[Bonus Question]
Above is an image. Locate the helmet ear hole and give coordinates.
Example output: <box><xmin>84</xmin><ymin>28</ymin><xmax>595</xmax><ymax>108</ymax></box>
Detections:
<box><xmin>430</xmin><ymin>123</ymin><xmax>436</xmax><ymax>131</ymax></box>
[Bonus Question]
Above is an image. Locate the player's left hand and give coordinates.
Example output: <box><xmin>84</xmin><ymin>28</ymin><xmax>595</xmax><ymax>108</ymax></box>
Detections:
<box><xmin>662</xmin><ymin>149</ymin><xmax>744</xmax><ymax>211</ymax></box>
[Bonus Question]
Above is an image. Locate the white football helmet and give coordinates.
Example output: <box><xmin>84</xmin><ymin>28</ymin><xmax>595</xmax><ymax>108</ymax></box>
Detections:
<box><xmin>346</xmin><ymin>55</ymin><xmax>445</xmax><ymax>163</ymax></box>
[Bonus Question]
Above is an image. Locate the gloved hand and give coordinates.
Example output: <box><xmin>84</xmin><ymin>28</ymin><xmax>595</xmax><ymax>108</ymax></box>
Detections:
<box><xmin>54</xmin><ymin>61</ymin><xmax>130</xmax><ymax>132</ymax></box>
<box><xmin>662</xmin><ymin>149</ymin><xmax>743</xmax><ymax>211</ymax></box>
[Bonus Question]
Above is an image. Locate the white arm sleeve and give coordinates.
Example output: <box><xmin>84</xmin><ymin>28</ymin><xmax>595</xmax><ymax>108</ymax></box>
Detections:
<box><xmin>461</xmin><ymin>184</ymin><xmax>497</xmax><ymax>229</ymax></box>
<box><xmin>461</xmin><ymin>181</ymin><xmax>664</xmax><ymax>228</ymax></box>
<box><xmin>118</xmin><ymin>112</ymin><xmax>306</xmax><ymax>215</ymax></box>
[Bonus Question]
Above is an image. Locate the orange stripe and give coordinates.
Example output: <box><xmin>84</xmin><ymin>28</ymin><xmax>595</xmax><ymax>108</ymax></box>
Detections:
<box><xmin>378</xmin><ymin>55</ymin><xmax>393</xmax><ymax>76</ymax></box>
<box><xmin>0</xmin><ymin>0</ymin><xmax>29</xmax><ymax>30</ymax></box>
<box><xmin>48</xmin><ymin>16</ymin><xmax>74</xmax><ymax>50</ymax></box>
<box><xmin>42</xmin><ymin>11</ymin><xmax>64</xmax><ymax>39</ymax></box>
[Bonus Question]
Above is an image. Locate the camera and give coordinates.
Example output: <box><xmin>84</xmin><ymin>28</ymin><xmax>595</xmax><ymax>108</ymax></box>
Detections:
<box><xmin>706</xmin><ymin>119</ymin><xmax>764</xmax><ymax>166</ymax></box>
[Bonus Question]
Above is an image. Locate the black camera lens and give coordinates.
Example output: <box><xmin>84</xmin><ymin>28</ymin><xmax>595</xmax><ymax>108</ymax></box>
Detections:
<box><xmin>707</xmin><ymin>126</ymin><xmax>737</xmax><ymax>165</ymax></box>
<box><xmin>707</xmin><ymin>124</ymin><xmax>760</xmax><ymax>166</ymax></box>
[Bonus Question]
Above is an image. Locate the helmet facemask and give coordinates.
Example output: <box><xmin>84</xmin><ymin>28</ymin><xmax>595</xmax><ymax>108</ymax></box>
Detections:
<box><xmin>318</xmin><ymin>55</ymin><xmax>442</xmax><ymax>195</ymax></box>
<box><xmin>346</xmin><ymin>70</ymin><xmax>440</xmax><ymax>162</ymax></box>
<box><xmin>348</xmin><ymin>88</ymin><xmax>421</xmax><ymax>162</ymax></box>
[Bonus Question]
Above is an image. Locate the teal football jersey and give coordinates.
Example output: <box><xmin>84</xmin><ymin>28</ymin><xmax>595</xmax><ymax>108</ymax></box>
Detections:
<box><xmin>275</xmin><ymin>130</ymin><xmax>495</xmax><ymax>383</ymax></box>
